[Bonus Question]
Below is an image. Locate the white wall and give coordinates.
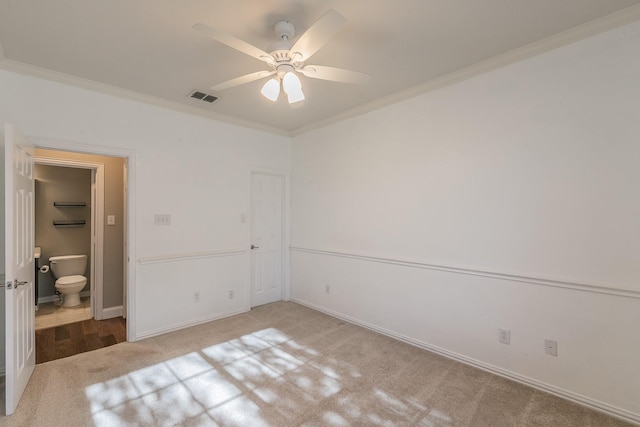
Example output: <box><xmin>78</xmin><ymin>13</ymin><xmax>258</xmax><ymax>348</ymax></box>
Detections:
<box><xmin>291</xmin><ymin>21</ymin><xmax>640</xmax><ymax>422</ymax></box>
<box><xmin>0</xmin><ymin>70</ymin><xmax>291</xmax><ymax>339</ymax></box>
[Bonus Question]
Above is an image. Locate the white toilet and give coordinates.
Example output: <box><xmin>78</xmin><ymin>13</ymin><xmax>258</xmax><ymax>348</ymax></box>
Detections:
<box><xmin>49</xmin><ymin>255</ymin><xmax>88</xmax><ymax>308</ymax></box>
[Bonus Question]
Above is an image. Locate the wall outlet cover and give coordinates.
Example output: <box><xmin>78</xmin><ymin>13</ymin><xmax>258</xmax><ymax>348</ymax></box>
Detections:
<box><xmin>545</xmin><ymin>339</ymin><xmax>558</xmax><ymax>356</ymax></box>
<box><xmin>499</xmin><ymin>328</ymin><xmax>511</xmax><ymax>345</ymax></box>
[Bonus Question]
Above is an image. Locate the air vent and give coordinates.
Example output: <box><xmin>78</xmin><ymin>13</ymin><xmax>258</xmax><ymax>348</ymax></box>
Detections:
<box><xmin>188</xmin><ymin>90</ymin><xmax>219</xmax><ymax>104</ymax></box>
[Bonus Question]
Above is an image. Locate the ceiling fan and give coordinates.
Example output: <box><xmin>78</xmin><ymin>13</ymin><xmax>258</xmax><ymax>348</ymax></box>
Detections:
<box><xmin>193</xmin><ymin>9</ymin><xmax>370</xmax><ymax>104</ymax></box>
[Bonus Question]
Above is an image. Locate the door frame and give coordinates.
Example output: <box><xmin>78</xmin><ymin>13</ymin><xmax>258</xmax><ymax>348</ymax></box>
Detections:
<box><xmin>33</xmin><ymin>137</ymin><xmax>137</xmax><ymax>341</ymax></box>
<box><xmin>247</xmin><ymin>168</ymin><xmax>290</xmax><ymax>309</ymax></box>
<box><xmin>33</xmin><ymin>157</ymin><xmax>104</xmax><ymax>319</ymax></box>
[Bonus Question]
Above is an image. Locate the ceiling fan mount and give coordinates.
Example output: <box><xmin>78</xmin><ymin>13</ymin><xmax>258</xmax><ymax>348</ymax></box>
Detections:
<box><xmin>273</xmin><ymin>20</ymin><xmax>296</xmax><ymax>41</ymax></box>
<box><xmin>193</xmin><ymin>10</ymin><xmax>371</xmax><ymax>104</ymax></box>
<box><xmin>267</xmin><ymin>21</ymin><xmax>296</xmax><ymax>57</ymax></box>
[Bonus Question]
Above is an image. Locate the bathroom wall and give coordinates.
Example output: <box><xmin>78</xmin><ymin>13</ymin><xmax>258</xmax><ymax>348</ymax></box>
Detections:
<box><xmin>34</xmin><ymin>149</ymin><xmax>126</xmax><ymax>309</ymax></box>
<box><xmin>34</xmin><ymin>165</ymin><xmax>91</xmax><ymax>300</ymax></box>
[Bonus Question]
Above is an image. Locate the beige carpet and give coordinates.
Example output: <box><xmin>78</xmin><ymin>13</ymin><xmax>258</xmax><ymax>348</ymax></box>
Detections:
<box><xmin>1</xmin><ymin>302</ymin><xmax>632</xmax><ymax>426</ymax></box>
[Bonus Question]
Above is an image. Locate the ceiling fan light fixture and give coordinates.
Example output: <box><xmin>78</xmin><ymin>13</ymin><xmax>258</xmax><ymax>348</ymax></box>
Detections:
<box><xmin>195</xmin><ymin>10</ymin><xmax>361</xmax><ymax>108</ymax></box>
<box><xmin>260</xmin><ymin>78</ymin><xmax>280</xmax><ymax>102</ymax></box>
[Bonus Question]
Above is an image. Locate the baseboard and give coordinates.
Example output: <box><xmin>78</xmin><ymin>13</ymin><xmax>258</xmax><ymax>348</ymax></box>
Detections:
<box><xmin>135</xmin><ymin>308</ymin><xmax>250</xmax><ymax>341</ymax></box>
<box><xmin>101</xmin><ymin>305</ymin><xmax>123</xmax><ymax>319</ymax></box>
<box><xmin>37</xmin><ymin>290</ymin><xmax>90</xmax><ymax>305</ymax></box>
<box><xmin>291</xmin><ymin>297</ymin><xmax>640</xmax><ymax>426</ymax></box>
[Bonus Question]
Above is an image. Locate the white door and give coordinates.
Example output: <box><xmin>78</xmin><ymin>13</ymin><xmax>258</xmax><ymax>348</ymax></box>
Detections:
<box><xmin>250</xmin><ymin>173</ymin><xmax>283</xmax><ymax>307</ymax></box>
<box><xmin>3</xmin><ymin>124</ymin><xmax>36</xmax><ymax>415</ymax></box>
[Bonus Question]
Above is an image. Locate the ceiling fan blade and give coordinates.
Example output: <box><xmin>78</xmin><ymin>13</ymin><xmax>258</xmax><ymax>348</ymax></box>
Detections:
<box><xmin>290</xmin><ymin>10</ymin><xmax>346</xmax><ymax>62</ymax></box>
<box><xmin>193</xmin><ymin>23</ymin><xmax>274</xmax><ymax>65</ymax></box>
<box><xmin>211</xmin><ymin>70</ymin><xmax>276</xmax><ymax>91</ymax></box>
<box><xmin>299</xmin><ymin>66</ymin><xmax>371</xmax><ymax>84</ymax></box>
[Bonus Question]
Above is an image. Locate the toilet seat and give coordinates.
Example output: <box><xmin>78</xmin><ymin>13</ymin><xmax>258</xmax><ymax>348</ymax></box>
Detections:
<box><xmin>55</xmin><ymin>275</ymin><xmax>87</xmax><ymax>286</ymax></box>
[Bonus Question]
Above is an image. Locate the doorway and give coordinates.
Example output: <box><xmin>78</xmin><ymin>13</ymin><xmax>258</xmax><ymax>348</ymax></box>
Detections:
<box><xmin>34</xmin><ymin>160</ymin><xmax>99</xmax><ymax>327</ymax></box>
<box><xmin>32</xmin><ymin>149</ymin><xmax>127</xmax><ymax>362</ymax></box>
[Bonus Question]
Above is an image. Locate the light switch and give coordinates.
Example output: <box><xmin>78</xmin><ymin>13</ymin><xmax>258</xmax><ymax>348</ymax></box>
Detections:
<box><xmin>107</xmin><ymin>215</ymin><xmax>116</xmax><ymax>226</ymax></box>
<box><xmin>154</xmin><ymin>214</ymin><xmax>171</xmax><ymax>225</ymax></box>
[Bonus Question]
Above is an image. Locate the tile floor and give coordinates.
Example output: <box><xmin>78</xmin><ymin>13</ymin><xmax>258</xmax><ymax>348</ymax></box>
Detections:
<box><xmin>35</xmin><ymin>297</ymin><xmax>91</xmax><ymax>330</ymax></box>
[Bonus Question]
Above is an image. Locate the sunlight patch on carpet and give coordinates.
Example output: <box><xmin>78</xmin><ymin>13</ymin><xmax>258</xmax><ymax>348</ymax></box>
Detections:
<box><xmin>85</xmin><ymin>327</ymin><xmax>438</xmax><ymax>425</ymax></box>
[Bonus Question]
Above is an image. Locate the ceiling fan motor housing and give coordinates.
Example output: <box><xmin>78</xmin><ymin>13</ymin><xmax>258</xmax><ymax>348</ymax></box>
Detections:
<box><xmin>276</xmin><ymin>63</ymin><xmax>296</xmax><ymax>79</ymax></box>
<box><xmin>270</xmin><ymin>49</ymin><xmax>292</xmax><ymax>62</ymax></box>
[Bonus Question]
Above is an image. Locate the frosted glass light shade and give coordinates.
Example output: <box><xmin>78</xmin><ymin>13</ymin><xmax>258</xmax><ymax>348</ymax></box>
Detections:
<box><xmin>282</xmin><ymin>72</ymin><xmax>302</xmax><ymax>93</ymax></box>
<box><xmin>282</xmin><ymin>72</ymin><xmax>304</xmax><ymax>104</ymax></box>
<box><xmin>260</xmin><ymin>78</ymin><xmax>280</xmax><ymax>102</ymax></box>
<box><xmin>286</xmin><ymin>87</ymin><xmax>305</xmax><ymax>104</ymax></box>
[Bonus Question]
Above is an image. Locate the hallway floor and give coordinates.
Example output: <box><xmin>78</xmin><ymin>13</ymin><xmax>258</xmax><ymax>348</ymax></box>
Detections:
<box><xmin>35</xmin><ymin>316</ymin><xmax>126</xmax><ymax>364</ymax></box>
<box><xmin>35</xmin><ymin>296</ymin><xmax>126</xmax><ymax>364</ymax></box>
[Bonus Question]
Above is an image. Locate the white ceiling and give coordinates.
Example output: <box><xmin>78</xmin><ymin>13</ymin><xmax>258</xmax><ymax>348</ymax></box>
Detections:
<box><xmin>1</xmin><ymin>0</ymin><xmax>639</xmax><ymax>134</ymax></box>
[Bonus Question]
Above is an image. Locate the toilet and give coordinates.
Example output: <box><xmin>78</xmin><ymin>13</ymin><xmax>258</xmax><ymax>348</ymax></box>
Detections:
<box><xmin>49</xmin><ymin>254</ymin><xmax>88</xmax><ymax>308</ymax></box>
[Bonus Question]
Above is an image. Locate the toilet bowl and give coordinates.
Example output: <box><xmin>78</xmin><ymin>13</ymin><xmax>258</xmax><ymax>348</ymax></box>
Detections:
<box><xmin>49</xmin><ymin>255</ymin><xmax>88</xmax><ymax>308</ymax></box>
<box><xmin>54</xmin><ymin>275</ymin><xmax>87</xmax><ymax>307</ymax></box>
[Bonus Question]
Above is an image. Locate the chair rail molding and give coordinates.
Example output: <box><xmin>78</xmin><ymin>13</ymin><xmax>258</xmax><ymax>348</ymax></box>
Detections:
<box><xmin>137</xmin><ymin>249</ymin><xmax>246</xmax><ymax>265</ymax></box>
<box><xmin>290</xmin><ymin>247</ymin><xmax>639</xmax><ymax>299</ymax></box>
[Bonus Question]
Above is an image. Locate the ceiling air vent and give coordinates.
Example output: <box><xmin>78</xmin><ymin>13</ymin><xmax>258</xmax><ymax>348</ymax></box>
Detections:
<box><xmin>188</xmin><ymin>90</ymin><xmax>219</xmax><ymax>103</ymax></box>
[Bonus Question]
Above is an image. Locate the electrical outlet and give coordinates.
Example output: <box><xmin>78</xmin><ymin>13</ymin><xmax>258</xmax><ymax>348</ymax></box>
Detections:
<box><xmin>228</xmin><ymin>290</ymin><xmax>234</xmax><ymax>299</ymax></box>
<box><xmin>545</xmin><ymin>339</ymin><xmax>558</xmax><ymax>356</ymax></box>
<box><xmin>154</xmin><ymin>214</ymin><xmax>171</xmax><ymax>225</ymax></box>
<box><xmin>325</xmin><ymin>284</ymin><xmax>330</xmax><ymax>294</ymax></box>
<box><xmin>499</xmin><ymin>328</ymin><xmax>511</xmax><ymax>345</ymax></box>
<box><xmin>107</xmin><ymin>215</ymin><xmax>116</xmax><ymax>226</ymax></box>
<box><xmin>194</xmin><ymin>291</ymin><xmax>200</xmax><ymax>302</ymax></box>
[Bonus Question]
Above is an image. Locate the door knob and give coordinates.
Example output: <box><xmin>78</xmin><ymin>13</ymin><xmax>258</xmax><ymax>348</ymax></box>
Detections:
<box><xmin>7</xmin><ymin>279</ymin><xmax>28</xmax><ymax>289</ymax></box>
<box><xmin>251</xmin><ymin>245</ymin><xmax>260</xmax><ymax>250</ymax></box>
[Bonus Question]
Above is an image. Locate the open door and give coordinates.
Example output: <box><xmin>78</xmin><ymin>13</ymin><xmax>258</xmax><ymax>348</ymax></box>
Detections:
<box><xmin>3</xmin><ymin>124</ymin><xmax>36</xmax><ymax>415</ymax></box>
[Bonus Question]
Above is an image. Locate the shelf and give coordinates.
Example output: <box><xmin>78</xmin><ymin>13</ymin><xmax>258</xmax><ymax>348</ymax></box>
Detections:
<box><xmin>53</xmin><ymin>220</ymin><xmax>86</xmax><ymax>227</ymax></box>
<box><xmin>54</xmin><ymin>201</ymin><xmax>86</xmax><ymax>207</ymax></box>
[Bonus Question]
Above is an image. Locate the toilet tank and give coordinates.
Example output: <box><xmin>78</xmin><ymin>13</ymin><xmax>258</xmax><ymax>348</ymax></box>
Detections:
<box><xmin>49</xmin><ymin>255</ymin><xmax>88</xmax><ymax>278</ymax></box>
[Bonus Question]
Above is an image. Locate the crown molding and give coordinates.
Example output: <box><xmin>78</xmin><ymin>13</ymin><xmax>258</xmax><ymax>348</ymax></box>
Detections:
<box><xmin>290</xmin><ymin>4</ymin><xmax>640</xmax><ymax>137</ymax></box>
<box><xmin>0</xmin><ymin>59</ymin><xmax>290</xmax><ymax>137</ymax></box>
